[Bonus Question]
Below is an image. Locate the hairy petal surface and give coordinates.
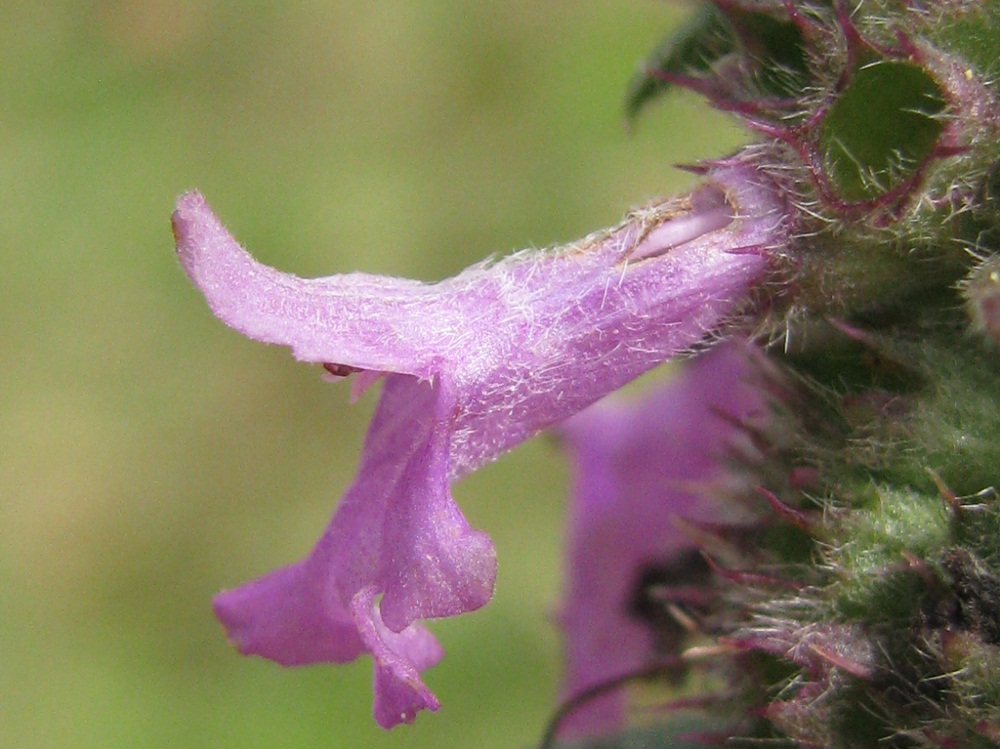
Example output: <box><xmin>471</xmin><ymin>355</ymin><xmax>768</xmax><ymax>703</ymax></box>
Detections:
<box><xmin>174</xmin><ymin>162</ymin><xmax>788</xmax><ymax>727</ymax></box>
<box><xmin>556</xmin><ymin>342</ymin><xmax>770</xmax><ymax>736</ymax></box>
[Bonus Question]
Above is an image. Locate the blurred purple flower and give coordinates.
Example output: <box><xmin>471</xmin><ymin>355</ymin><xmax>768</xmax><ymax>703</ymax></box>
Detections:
<box><xmin>555</xmin><ymin>341</ymin><xmax>771</xmax><ymax>736</ymax></box>
<box><xmin>172</xmin><ymin>161</ymin><xmax>787</xmax><ymax>727</ymax></box>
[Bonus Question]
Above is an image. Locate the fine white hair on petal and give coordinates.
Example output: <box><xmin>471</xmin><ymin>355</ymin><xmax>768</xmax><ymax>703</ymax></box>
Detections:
<box><xmin>177</xmin><ymin>157</ymin><xmax>790</xmax><ymax>729</ymax></box>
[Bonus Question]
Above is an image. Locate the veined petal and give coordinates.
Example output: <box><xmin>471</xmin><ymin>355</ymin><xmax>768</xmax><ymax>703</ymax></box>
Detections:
<box><xmin>178</xmin><ymin>161</ymin><xmax>789</xmax><ymax>727</ymax></box>
<box><xmin>555</xmin><ymin>342</ymin><xmax>770</xmax><ymax>737</ymax></box>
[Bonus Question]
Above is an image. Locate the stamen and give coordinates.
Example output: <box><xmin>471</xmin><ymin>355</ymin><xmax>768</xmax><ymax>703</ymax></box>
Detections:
<box><xmin>630</xmin><ymin>185</ymin><xmax>735</xmax><ymax>261</ymax></box>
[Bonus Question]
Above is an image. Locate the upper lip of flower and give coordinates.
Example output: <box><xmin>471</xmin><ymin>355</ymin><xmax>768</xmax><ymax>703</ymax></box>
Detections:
<box><xmin>172</xmin><ymin>160</ymin><xmax>786</xmax><ymax>728</ymax></box>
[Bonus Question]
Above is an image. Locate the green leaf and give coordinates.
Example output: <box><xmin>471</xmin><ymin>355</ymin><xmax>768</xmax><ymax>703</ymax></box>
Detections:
<box><xmin>625</xmin><ymin>5</ymin><xmax>734</xmax><ymax>122</ymax></box>
<box><xmin>625</xmin><ymin>3</ymin><xmax>809</xmax><ymax>123</ymax></box>
<box><xmin>727</xmin><ymin>5</ymin><xmax>809</xmax><ymax>98</ymax></box>
<box><xmin>819</xmin><ymin>60</ymin><xmax>946</xmax><ymax>202</ymax></box>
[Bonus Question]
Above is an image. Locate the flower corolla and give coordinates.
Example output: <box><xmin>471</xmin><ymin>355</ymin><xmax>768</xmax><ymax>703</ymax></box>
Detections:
<box><xmin>555</xmin><ymin>341</ymin><xmax>771</xmax><ymax>736</ymax></box>
<box><xmin>172</xmin><ymin>162</ymin><xmax>786</xmax><ymax>727</ymax></box>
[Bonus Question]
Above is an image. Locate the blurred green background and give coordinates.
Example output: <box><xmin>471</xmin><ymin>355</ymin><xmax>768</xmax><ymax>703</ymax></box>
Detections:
<box><xmin>0</xmin><ymin>2</ymin><xmax>743</xmax><ymax>747</ymax></box>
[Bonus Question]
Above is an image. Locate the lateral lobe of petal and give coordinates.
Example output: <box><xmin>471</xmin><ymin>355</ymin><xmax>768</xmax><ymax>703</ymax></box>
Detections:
<box><xmin>351</xmin><ymin>587</ymin><xmax>444</xmax><ymax>728</ymax></box>
<box><xmin>213</xmin><ymin>559</ymin><xmax>366</xmax><ymax>665</ymax></box>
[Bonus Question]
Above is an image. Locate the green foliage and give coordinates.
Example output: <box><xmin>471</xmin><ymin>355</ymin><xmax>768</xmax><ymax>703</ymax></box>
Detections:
<box><xmin>625</xmin><ymin>2</ymin><xmax>807</xmax><ymax>121</ymax></box>
<box><xmin>818</xmin><ymin>60</ymin><xmax>946</xmax><ymax>201</ymax></box>
<box><xmin>625</xmin><ymin>6</ymin><xmax>734</xmax><ymax>121</ymax></box>
<box><xmin>926</xmin><ymin>0</ymin><xmax>1000</xmax><ymax>83</ymax></box>
<box><xmin>822</xmin><ymin>313</ymin><xmax>1000</xmax><ymax>497</ymax></box>
<box><xmin>620</xmin><ymin>1</ymin><xmax>1000</xmax><ymax>746</ymax></box>
<box><xmin>830</xmin><ymin>499</ymin><xmax>946</xmax><ymax>634</ymax></box>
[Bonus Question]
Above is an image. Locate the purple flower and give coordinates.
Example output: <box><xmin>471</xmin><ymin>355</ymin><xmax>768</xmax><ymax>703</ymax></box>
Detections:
<box><xmin>172</xmin><ymin>161</ymin><xmax>787</xmax><ymax>727</ymax></box>
<box><xmin>555</xmin><ymin>342</ymin><xmax>771</xmax><ymax>737</ymax></box>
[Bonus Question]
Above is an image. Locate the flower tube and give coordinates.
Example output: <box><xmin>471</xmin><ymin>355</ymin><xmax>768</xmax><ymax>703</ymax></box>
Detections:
<box><xmin>173</xmin><ymin>161</ymin><xmax>787</xmax><ymax>727</ymax></box>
